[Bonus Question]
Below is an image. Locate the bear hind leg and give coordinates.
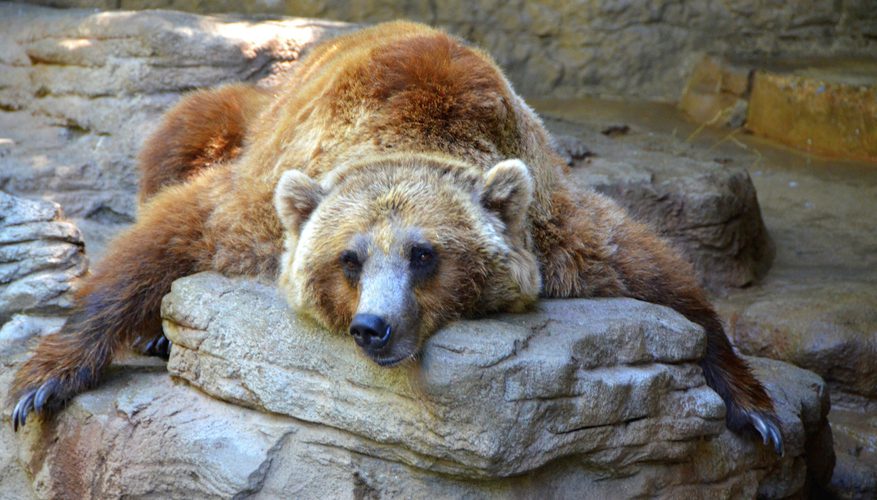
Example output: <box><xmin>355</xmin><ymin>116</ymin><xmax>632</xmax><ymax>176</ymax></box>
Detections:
<box><xmin>138</xmin><ymin>83</ymin><xmax>272</xmax><ymax>203</ymax></box>
<box><xmin>690</xmin><ymin>305</ymin><xmax>783</xmax><ymax>454</ymax></box>
<box><xmin>609</xmin><ymin>218</ymin><xmax>785</xmax><ymax>454</ymax></box>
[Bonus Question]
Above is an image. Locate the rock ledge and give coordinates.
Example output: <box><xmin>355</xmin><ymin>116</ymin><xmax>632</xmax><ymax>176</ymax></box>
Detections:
<box><xmin>8</xmin><ymin>272</ymin><xmax>834</xmax><ymax>498</ymax></box>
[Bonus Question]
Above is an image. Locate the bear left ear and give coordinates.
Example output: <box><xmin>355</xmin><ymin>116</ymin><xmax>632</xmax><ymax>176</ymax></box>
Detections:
<box><xmin>481</xmin><ymin>159</ymin><xmax>534</xmax><ymax>230</ymax></box>
<box><xmin>274</xmin><ymin>170</ymin><xmax>326</xmax><ymax>233</ymax></box>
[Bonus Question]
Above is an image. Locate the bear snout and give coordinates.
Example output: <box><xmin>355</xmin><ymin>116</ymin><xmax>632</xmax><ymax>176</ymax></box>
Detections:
<box><xmin>349</xmin><ymin>313</ymin><xmax>392</xmax><ymax>350</ymax></box>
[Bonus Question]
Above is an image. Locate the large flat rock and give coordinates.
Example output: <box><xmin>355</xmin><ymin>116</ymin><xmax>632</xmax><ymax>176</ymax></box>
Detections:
<box><xmin>163</xmin><ymin>275</ymin><xmax>723</xmax><ymax>479</ymax></box>
<box><xmin>2</xmin><ymin>272</ymin><xmax>833</xmax><ymax>497</ymax></box>
<box><xmin>729</xmin><ymin>281</ymin><xmax>877</xmax><ymax>401</ymax></box>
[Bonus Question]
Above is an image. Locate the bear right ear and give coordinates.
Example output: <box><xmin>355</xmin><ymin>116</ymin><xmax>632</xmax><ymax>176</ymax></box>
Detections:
<box><xmin>274</xmin><ymin>170</ymin><xmax>326</xmax><ymax>232</ymax></box>
<box><xmin>482</xmin><ymin>159</ymin><xmax>534</xmax><ymax>232</ymax></box>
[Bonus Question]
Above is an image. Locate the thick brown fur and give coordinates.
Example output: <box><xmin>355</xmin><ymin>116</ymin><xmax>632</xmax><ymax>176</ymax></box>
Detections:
<box><xmin>137</xmin><ymin>84</ymin><xmax>273</xmax><ymax>203</ymax></box>
<box><xmin>10</xmin><ymin>22</ymin><xmax>781</xmax><ymax>453</ymax></box>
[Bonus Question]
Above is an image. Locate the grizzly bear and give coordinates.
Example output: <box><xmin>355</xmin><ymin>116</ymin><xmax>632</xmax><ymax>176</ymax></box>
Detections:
<box><xmin>9</xmin><ymin>21</ymin><xmax>782</xmax><ymax>454</ymax></box>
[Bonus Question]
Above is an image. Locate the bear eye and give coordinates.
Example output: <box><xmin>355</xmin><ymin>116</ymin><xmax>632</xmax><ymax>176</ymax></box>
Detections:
<box><xmin>410</xmin><ymin>244</ymin><xmax>438</xmax><ymax>279</ymax></box>
<box><xmin>340</xmin><ymin>250</ymin><xmax>362</xmax><ymax>281</ymax></box>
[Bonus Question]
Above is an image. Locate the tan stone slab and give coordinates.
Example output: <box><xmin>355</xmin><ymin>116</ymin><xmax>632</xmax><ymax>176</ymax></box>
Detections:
<box><xmin>747</xmin><ymin>63</ymin><xmax>877</xmax><ymax>162</ymax></box>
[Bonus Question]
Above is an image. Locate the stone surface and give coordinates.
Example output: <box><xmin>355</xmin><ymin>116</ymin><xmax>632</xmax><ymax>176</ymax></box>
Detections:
<box><xmin>162</xmin><ymin>274</ymin><xmax>725</xmax><ymax>479</ymax></box>
<box><xmin>679</xmin><ymin>55</ymin><xmax>877</xmax><ymax>162</ymax></box>
<box><xmin>679</xmin><ymin>55</ymin><xmax>751</xmax><ymax>128</ymax></box>
<box><xmin>29</xmin><ymin>0</ymin><xmax>877</xmax><ymax>101</ymax></box>
<box><xmin>525</xmin><ymin>97</ymin><xmax>877</xmax><ymax>497</ymax></box>
<box><xmin>573</xmin><ymin>151</ymin><xmax>773</xmax><ymax>291</ymax></box>
<box><xmin>0</xmin><ymin>357</ymin><xmax>37</xmax><ymax>500</ymax></box>
<box><xmin>0</xmin><ymin>315</ymin><xmax>65</xmax><ymax>360</ymax></box>
<box><xmin>729</xmin><ymin>282</ymin><xmax>877</xmax><ymax>401</ymax></box>
<box><xmin>829</xmin><ymin>408</ymin><xmax>877</xmax><ymax>499</ymax></box>
<box><xmin>0</xmin><ymin>191</ymin><xmax>84</xmax><ymax>500</ymax></box>
<box><xmin>0</xmin><ymin>191</ymin><xmax>86</xmax><ymax>324</ymax></box>
<box><xmin>0</xmin><ymin>272</ymin><xmax>832</xmax><ymax>498</ymax></box>
<box><xmin>0</xmin><ymin>3</ymin><xmax>352</xmax><ymax>260</ymax></box>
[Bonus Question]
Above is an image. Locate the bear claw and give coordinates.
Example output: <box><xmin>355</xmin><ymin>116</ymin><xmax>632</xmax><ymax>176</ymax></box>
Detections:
<box><xmin>12</xmin><ymin>388</ymin><xmax>37</xmax><ymax>432</ymax></box>
<box><xmin>34</xmin><ymin>378</ymin><xmax>59</xmax><ymax>413</ymax></box>
<box><xmin>142</xmin><ymin>334</ymin><xmax>172</xmax><ymax>359</ymax></box>
<box><xmin>748</xmin><ymin>410</ymin><xmax>784</xmax><ymax>456</ymax></box>
<box><xmin>11</xmin><ymin>377</ymin><xmax>67</xmax><ymax>432</ymax></box>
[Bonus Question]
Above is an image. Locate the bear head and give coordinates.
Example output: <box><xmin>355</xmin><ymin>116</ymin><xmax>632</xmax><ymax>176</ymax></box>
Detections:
<box><xmin>274</xmin><ymin>155</ymin><xmax>541</xmax><ymax>367</ymax></box>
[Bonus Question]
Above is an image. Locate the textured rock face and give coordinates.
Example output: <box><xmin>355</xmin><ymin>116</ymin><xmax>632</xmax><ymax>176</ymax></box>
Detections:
<box><xmin>747</xmin><ymin>63</ymin><xmax>877</xmax><ymax>162</ymax></box>
<box><xmin>679</xmin><ymin>55</ymin><xmax>877</xmax><ymax>162</ymax></box>
<box><xmin>0</xmin><ymin>191</ymin><xmax>85</xmax><ymax>326</ymax></box>
<box><xmin>1</xmin><ymin>272</ymin><xmax>834</xmax><ymax>498</ymax></box>
<box><xmin>0</xmin><ymin>191</ymin><xmax>86</xmax><ymax>500</ymax></box>
<box><xmin>726</xmin><ymin>281</ymin><xmax>877</xmax><ymax>498</ymax></box>
<box><xmin>30</xmin><ymin>0</ymin><xmax>877</xmax><ymax>101</ymax></box>
<box><xmin>730</xmin><ymin>282</ymin><xmax>877</xmax><ymax>401</ymax></box>
<box><xmin>0</xmin><ymin>3</ymin><xmax>351</xmax><ymax>259</ymax></box>
<box><xmin>678</xmin><ymin>55</ymin><xmax>751</xmax><ymax>128</ymax></box>
<box><xmin>830</xmin><ymin>407</ymin><xmax>877</xmax><ymax>500</ymax></box>
<box><xmin>163</xmin><ymin>275</ymin><xmax>725</xmax><ymax>479</ymax></box>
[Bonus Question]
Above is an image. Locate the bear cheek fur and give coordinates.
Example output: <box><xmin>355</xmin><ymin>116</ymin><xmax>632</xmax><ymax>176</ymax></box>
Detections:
<box><xmin>282</xmin><ymin>213</ymin><xmax>359</xmax><ymax>334</ymax></box>
<box><xmin>475</xmin><ymin>237</ymin><xmax>541</xmax><ymax>315</ymax></box>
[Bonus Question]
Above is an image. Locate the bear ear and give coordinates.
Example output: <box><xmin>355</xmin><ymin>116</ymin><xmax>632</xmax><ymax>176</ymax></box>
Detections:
<box><xmin>274</xmin><ymin>170</ymin><xmax>326</xmax><ymax>232</ymax></box>
<box><xmin>481</xmin><ymin>159</ymin><xmax>534</xmax><ymax>230</ymax></box>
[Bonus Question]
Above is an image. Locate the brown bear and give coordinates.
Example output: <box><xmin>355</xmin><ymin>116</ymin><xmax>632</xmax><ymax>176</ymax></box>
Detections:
<box><xmin>9</xmin><ymin>21</ymin><xmax>782</xmax><ymax>454</ymax></box>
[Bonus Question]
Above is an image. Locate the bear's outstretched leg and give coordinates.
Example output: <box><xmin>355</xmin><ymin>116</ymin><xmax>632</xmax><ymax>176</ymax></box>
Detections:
<box><xmin>9</xmin><ymin>181</ymin><xmax>214</xmax><ymax>430</ymax></box>
<box><xmin>138</xmin><ymin>83</ymin><xmax>272</xmax><ymax>203</ymax></box>
<box><xmin>536</xmin><ymin>189</ymin><xmax>783</xmax><ymax>454</ymax></box>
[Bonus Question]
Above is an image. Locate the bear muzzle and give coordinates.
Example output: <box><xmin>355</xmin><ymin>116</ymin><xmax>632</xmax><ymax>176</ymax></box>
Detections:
<box><xmin>349</xmin><ymin>313</ymin><xmax>392</xmax><ymax>350</ymax></box>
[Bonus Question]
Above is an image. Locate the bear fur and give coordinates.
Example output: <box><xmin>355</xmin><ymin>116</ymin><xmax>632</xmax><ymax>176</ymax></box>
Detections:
<box><xmin>9</xmin><ymin>21</ymin><xmax>782</xmax><ymax>454</ymax></box>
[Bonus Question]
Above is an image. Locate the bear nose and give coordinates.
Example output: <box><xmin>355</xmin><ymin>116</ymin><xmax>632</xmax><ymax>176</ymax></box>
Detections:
<box><xmin>349</xmin><ymin>314</ymin><xmax>392</xmax><ymax>349</ymax></box>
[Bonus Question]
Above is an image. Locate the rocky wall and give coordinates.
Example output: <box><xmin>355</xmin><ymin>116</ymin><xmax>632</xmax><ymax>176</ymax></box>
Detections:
<box><xmin>24</xmin><ymin>0</ymin><xmax>877</xmax><ymax>101</ymax></box>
